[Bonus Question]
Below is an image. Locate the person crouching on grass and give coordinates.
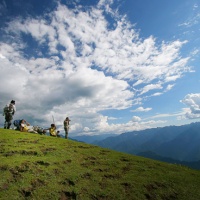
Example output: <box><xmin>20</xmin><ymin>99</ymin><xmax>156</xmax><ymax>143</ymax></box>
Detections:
<box><xmin>47</xmin><ymin>124</ymin><xmax>60</xmax><ymax>137</ymax></box>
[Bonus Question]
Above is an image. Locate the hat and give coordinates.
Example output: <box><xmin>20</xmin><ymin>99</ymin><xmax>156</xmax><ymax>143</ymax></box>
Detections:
<box><xmin>11</xmin><ymin>100</ymin><xmax>15</xmax><ymax>104</ymax></box>
<box><xmin>66</xmin><ymin>117</ymin><xmax>71</xmax><ymax>121</ymax></box>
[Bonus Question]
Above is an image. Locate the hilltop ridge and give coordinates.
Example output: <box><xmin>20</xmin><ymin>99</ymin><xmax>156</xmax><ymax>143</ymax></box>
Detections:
<box><xmin>1</xmin><ymin>128</ymin><xmax>200</xmax><ymax>200</ymax></box>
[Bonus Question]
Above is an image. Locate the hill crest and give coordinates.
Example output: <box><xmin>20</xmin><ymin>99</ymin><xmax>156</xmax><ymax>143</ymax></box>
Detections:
<box><xmin>1</xmin><ymin>128</ymin><xmax>200</xmax><ymax>200</ymax></box>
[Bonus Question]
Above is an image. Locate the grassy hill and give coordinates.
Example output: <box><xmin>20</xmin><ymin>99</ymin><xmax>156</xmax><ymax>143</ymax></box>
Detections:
<box><xmin>1</xmin><ymin>129</ymin><xmax>200</xmax><ymax>200</ymax></box>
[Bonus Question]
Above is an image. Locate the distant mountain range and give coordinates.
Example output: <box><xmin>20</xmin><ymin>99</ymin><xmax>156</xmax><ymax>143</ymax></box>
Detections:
<box><xmin>70</xmin><ymin>133</ymin><xmax>116</xmax><ymax>144</ymax></box>
<box><xmin>72</xmin><ymin>122</ymin><xmax>200</xmax><ymax>169</ymax></box>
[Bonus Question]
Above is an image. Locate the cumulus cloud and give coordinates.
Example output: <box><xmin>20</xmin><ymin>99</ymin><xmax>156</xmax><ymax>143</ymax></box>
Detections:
<box><xmin>0</xmin><ymin>1</ymin><xmax>194</xmax><ymax>135</ymax></box>
<box><xmin>131</xmin><ymin>107</ymin><xmax>152</xmax><ymax>112</ymax></box>
<box><xmin>181</xmin><ymin>93</ymin><xmax>200</xmax><ymax>119</ymax></box>
<box><xmin>131</xmin><ymin>116</ymin><xmax>141</xmax><ymax>122</ymax></box>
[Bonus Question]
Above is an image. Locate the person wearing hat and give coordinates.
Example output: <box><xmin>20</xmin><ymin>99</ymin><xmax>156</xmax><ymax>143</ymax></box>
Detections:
<box><xmin>3</xmin><ymin>100</ymin><xmax>16</xmax><ymax>129</ymax></box>
<box><xmin>63</xmin><ymin>117</ymin><xmax>71</xmax><ymax>139</ymax></box>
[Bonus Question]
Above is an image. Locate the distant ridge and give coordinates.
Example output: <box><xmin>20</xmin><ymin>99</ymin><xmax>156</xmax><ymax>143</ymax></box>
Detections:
<box><xmin>137</xmin><ymin>151</ymin><xmax>200</xmax><ymax>170</ymax></box>
<box><xmin>71</xmin><ymin>133</ymin><xmax>116</xmax><ymax>144</ymax></box>
<box><xmin>92</xmin><ymin>122</ymin><xmax>200</xmax><ymax>168</ymax></box>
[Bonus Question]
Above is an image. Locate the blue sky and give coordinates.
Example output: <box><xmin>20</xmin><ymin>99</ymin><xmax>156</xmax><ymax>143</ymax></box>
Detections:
<box><xmin>0</xmin><ymin>0</ymin><xmax>200</xmax><ymax>136</ymax></box>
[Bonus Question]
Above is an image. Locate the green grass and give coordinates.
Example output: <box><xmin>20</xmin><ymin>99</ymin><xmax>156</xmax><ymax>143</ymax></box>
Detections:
<box><xmin>1</xmin><ymin>128</ymin><xmax>200</xmax><ymax>200</ymax></box>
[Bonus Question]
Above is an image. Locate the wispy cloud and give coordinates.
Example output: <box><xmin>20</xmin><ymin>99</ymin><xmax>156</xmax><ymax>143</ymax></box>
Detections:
<box><xmin>140</xmin><ymin>84</ymin><xmax>163</xmax><ymax>95</ymax></box>
<box><xmin>179</xmin><ymin>3</ymin><xmax>200</xmax><ymax>28</ymax></box>
<box><xmin>131</xmin><ymin>107</ymin><xmax>152</xmax><ymax>112</ymax></box>
<box><xmin>145</xmin><ymin>111</ymin><xmax>186</xmax><ymax>120</ymax></box>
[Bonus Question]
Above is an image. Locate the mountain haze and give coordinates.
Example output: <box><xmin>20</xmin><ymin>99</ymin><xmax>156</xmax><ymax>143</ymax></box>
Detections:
<box><xmin>93</xmin><ymin>122</ymin><xmax>200</xmax><ymax>165</ymax></box>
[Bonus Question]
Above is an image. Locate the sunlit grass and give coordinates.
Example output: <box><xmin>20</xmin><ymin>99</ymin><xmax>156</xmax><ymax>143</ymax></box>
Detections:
<box><xmin>1</xmin><ymin>128</ymin><xmax>200</xmax><ymax>200</ymax></box>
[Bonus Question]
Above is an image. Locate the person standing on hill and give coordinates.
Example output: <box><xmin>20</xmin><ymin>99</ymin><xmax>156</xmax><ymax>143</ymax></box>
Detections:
<box><xmin>3</xmin><ymin>100</ymin><xmax>16</xmax><ymax>129</ymax></box>
<box><xmin>64</xmin><ymin>117</ymin><xmax>71</xmax><ymax>139</ymax></box>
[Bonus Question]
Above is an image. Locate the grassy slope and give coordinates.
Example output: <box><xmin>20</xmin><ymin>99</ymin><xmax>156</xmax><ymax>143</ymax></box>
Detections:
<box><xmin>1</xmin><ymin>129</ymin><xmax>200</xmax><ymax>200</ymax></box>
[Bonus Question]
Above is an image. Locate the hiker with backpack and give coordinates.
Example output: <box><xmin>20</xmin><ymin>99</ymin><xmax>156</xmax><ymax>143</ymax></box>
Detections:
<box><xmin>64</xmin><ymin>117</ymin><xmax>71</xmax><ymax>139</ymax></box>
<box><xmin>3</xmin><ymin>100</ymin><xmax>16</xmax><ymax>129</ymax></box>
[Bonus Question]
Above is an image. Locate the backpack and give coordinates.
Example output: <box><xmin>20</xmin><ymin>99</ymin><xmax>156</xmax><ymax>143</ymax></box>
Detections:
<box><xmin>4</xmin><ymin>103</ymin><xmax>14</xmax><ymax>114</ymax></box>
<box><xmin>33</xmin><ymin>126</ymin><xmax>45</xmax><ymax>134</ymax></box>
<box><xmin>13</xmin><ymin>119</ymin><xmax>21</xmax><ymax>127</ymax></box>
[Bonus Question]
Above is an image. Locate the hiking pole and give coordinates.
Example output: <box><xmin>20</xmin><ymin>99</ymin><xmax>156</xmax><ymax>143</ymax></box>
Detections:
<box><xmin>52</xmin><ymin>115</ymin><xmax>55</xmax><ymax>124</ymax></box>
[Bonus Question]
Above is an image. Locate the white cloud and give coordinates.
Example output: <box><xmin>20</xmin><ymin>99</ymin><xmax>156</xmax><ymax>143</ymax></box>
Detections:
<box><xmin>131</xmin><ymin>107</ymin><xmax>152</xmax><ymax>112</ymax></box>
<box><xmin>146</xmin><ymin>112</ymin><xmax>185</xmax><ymax>120</ymax></box>
<box><xmin>131</xmin><ymin>116</ymin><xmax>141</xmax><ymax>122</ymax></box>
<box><xmin>165</xmin><ymin>84</ymin><xmax>174</xmax><ymax>91</ymax></box>
<box><xmin>151</xmin><ymin>92</ymin><xmax>163</xmax><ymax>97</ymax></box>
<box><xmin>181</xmin><ymin>93</ymin><xmax>200</xmax><ymax>119</ymax></box>
<box><xmin>108</xmin><ymin>117</ymin><xmax>118</xmax><ymax>120</ymax></box>
<box><xmin>193</xmin><ymin>4</ymin><xmax>198</xmax><ymax>10</ymax></box>
<box><xmin>179</xmin><ymin>5</ymin><xmax>200</xmax><ymax>28</ymax></box>
<box><xmin>140</xmin><ymin>84</ymin><xmax>163</xmax><ymax>95</ymax></box>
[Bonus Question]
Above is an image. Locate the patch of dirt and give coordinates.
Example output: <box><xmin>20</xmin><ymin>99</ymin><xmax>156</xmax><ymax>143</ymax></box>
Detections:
<box><xmin>80</xmin><ymin>163</ymin><xmax>89</xmax><ymax>168</ymax></box>
<box><xmin>0</xmin><ymin>148</ymin><xmax>6</xmax><ymax>153</ymax></box>
<box><xmin>99</xmin><ymin>150</ymin><xmax>110</xmax><ymax>155</ymax></box>
<box><xmin>103</xmin><ymin>173</ymin><xmax>120</xmax><ymax>179</ymax></box>
<box><xmin>53</xmin><ymin>168</ymin><xmax>60</xmax><ymax>175</ymax></box>
<box><xmin>19</xmin><ymin>187</ymin><xmax>33</xmax><ymax>198</ymax></box>
<box><xmin>90</xmin><ymin>194</ymin><xmax>109</xmax><ymax>200</ymax></box>
<box><xmin>60</xmin><ymin>179</ymin><xmax>75</xmax><ymax>186</ymax></box>
<box><xmin>17</xmin><ymin>177</ymin><xmax>45</xmax><ymax>198</ymax></box>
<box><xmin>121</xmin><ymin>182</ymin><xmax>133</xmax><ymax>192</ymax></box>
<box><xmin>9</xmin><ymin>162</ymin><xmax>31</xmax><ymax>182</ymax></box>
<box><xmin>144</xmin><ymin>181</ymin><xmax>178</xmax><ymax>200</ymax></box>
<box><xmin>93</xmin><ymin>168</ymin><xmax>103</xmax><ymax>172</ymax></box>
<box><xmin>40</xmin><ymin>147</ymin><xmax>56</xmax><ymax>155</ymax></box>
<box><xmin>9</xmin><ymin>169</ymin><xmax>22</xmax><ymax>181</ymax></box>
<box><xmin>60</xmin><ymin>191</ymin><xmax>77</xmax><ymax>200</ymax></box>
<box><xmin>18</xmin><ymin>139</ymin><xmax>39</xmax><ymax>144</ymax></box>
<box><xmin>18</xmin><ymin>162</ymin><xmax>30</xmax><ymax>172</ymax></box>
<box><xmin>80</xmin><ymin>157</ymin><xmax>100</xmax><ymax>167</ymax></box>
<box><xmin>93</xmin><ymin>168</ymin><xmax>109</xmax><ymax>173</ymax></box>
<box><xmin>77</xmin><ymin>145</ymin><xmax>91</xmax><ymax>149</ymax></box>
<box><xmin>63</xmin><ymin>159</ymin><xmax>72</xmax><ymax>164</ymax></box>
<box><xmin>0</xmin><ymin>165</ymin><xmax>9</xmax><ymax>170</ymax></box>
<box><xmin>4</xmin><ymin>150</ymin><xmax>39</xmax><ymax>156</ymax></box>
<box><xmin>81</xmin><ymin>172</ymin><xmax>92</xmax><ymax>179</ymax></box>
<box><xmin>20</xmin><ymin>150</ymin><xmax>38</xmax><ymax>155</ymax></box>
<box><xmin>120</xmin><ymin>157</ymin><xmax>130</xmax><ymax>162</ymax></box>
<box><xmin>9</xmin><ymin>162</ymin><xmax>30</xmax><ymax>182</ymax></box>
<box><xmin>31</xmin><ymin>178</ymin><xmax>46</xmax><ymax>188</ymax></box>
<box><xmin>0</xmin><ymin>183</ymin><xmax>9</xmax><ymax>191</ymax></box>
<box><xmin>3</xmin><ymin>150</ymin><xmax>16</xmax><ymax>157</ymax></box>
<box><xmin>121</xmin><ymin>165</ymin><xmax>131</xmax><ymax>172</ymax></box>
<box><xmin>85</xmin><ymin>156</ymin><xmax>97</xmax><ymax>161</ymax></box>
<box><xmin>83</xmin><ymin>156</ymin><xmax>100</xmax><ymax>165</ymax></box>
<box><xmin>145</xmin><ymin>181</ymin><xmax>166</xmax><ymax>191</ymax></box>
<box><xmin>29</xmin><ymin>139</ymin><xmax>39</xmax><ymax>144</ymax></box>
<box><xmin>17</xmin><ymin>139</ymin><xmax>30</xmax><ymax>143</ymax></box>
<box><xmin>35</xmin><ymin>160</ymin><xmax>50</xmax><ymax>166</ymax></box>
